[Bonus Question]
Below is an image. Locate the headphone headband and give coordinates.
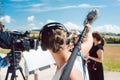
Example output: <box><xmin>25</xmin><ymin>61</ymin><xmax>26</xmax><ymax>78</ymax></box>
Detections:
<box><xmin>41</xmin><ymin>22</ymin><xmax>68</xmax><ymax>32</ymax></box>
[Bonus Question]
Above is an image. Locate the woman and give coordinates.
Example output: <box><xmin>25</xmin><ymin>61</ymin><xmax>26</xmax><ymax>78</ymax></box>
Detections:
<box><xmin>40</xmin><ymin>22</ymin><xmax>93</xmax><ymax>80</ymax></box>
<box><xmin>87</xmin><ymin>31</ymin><xmax>105</xmax><ymax>80</ymax></box>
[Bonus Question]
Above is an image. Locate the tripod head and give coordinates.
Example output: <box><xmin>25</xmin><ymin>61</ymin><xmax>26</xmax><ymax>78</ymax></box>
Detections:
<box><xmin>7</xmin><ymin>51</ymin><xmax>21</xmax><ymax>65</ymax></box>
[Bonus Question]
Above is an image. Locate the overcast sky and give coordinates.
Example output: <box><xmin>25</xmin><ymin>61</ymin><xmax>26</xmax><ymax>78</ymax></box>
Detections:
<box><xmin>0</xmin><ymin>0</ymin><xmax>120</xmax><ymax>33</ymax></box>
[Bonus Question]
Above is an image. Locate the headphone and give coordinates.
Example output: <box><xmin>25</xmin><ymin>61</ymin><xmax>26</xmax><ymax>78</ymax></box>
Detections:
<box><xmin>39</xmin><ymin>22</ymin><xmax>69</xmax><ymax>51</ymax></box>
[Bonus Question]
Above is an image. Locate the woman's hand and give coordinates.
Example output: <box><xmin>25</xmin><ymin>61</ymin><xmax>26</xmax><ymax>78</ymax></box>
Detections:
<box><xmin>85</xmin><ymin>23</ymin><xmax>92</xmax><ymax>33</ymax></box>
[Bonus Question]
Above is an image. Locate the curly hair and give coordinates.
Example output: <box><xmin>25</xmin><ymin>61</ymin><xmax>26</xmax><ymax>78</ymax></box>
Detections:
<box><xmin>41</xmin><ymin>25</ymin><xmax>67</xmax><ymax>53</ymax></box>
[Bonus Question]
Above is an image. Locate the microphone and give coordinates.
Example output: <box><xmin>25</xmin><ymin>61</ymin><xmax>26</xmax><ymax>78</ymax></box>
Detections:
<box><xmin>84</xmin><ymin>8</ymin><xmax>99</xmax><ymax>25</ymax></box>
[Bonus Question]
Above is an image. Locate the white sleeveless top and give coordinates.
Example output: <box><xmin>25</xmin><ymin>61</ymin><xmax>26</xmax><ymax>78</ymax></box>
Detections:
<box><xmin>52</xmin><ymin>55</ymin><xmax>89</xmax><ymax>80</ymax></box>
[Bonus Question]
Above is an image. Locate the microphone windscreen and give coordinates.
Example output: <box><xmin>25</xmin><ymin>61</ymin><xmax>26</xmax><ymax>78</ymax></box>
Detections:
<box><xmin>84</xmin><ymin>8</ymin><xmax>99</xmax><ymax>25</ymax></box>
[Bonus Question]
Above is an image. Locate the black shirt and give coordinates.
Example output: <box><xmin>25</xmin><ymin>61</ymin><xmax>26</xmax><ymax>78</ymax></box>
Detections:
<box><xmin>89</xmin><ymin>43</ymin><xmax>103</xmax><ymax>62</ymax></box>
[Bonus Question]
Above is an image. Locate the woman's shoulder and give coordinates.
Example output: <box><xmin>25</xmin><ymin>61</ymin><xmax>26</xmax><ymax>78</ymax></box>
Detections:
<box><xmin>97</xmin><ymin>44</ymin><xmax>104</xmax><ymax>50</ymax></box>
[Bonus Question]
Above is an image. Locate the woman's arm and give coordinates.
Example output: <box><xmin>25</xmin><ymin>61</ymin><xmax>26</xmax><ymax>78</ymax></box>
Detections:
<box><xmin>81</xmin><ymin>24</ymin><xmax>93</xmax><ymax>56</ymax></box>
<box><xmin>69</xmin><ymin>66</ymin><xmax>83</xmax><ymax>80</ymax></box>
<box><xmin>88</xmin><ymin>49</ymin><xmax>104</xmax><ymax>63</ymax></box>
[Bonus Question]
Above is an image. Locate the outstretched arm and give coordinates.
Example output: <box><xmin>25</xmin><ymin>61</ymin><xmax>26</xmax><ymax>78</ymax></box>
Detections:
<box><xmin>81</xmin><ymin>24</ymin><xmax>93</xmax><ymax>56</ymax></box>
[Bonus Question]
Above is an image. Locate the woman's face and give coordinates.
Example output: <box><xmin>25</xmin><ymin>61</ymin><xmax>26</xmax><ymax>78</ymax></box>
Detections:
<box><xmin>74</xmin><ymin>36</ymin><xmax>79</xmax><ymax>44</ymax></box>
<box><xmin>93</xmin><ymin>37</ymin><xmax>96</xmax><ymax>42</ymax></box>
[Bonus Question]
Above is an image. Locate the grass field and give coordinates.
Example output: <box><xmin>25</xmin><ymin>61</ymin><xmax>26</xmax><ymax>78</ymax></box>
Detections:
<box><xmin>103</xmin><ymin>44</ymin><xmax>120</xmax><ymax>72</ymax></box>
<box><xmin>0</xmin><ymin>48</ymin><xmax>10</xmax><ymax>54</ymax></box>
<box><xmin>0</xmin><ymin>44</ymin><xmax>120</xmax><ymax>72</ymax></box>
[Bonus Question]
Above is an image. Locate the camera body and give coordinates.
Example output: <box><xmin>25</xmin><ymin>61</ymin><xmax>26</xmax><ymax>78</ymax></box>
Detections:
<box><xmin>11</xmin><ymin>31</ymin><xmax>38</xmax><ymax>51</ymax></box>
<box><xmin>0</xmin><ymin>31</ymin><xmax>39</xmax><ymax>64</ymax></box>
<box><xmin>0</xmin><ymin>31</ymin><xmax>39</xmax><ymax>51</ymax></box>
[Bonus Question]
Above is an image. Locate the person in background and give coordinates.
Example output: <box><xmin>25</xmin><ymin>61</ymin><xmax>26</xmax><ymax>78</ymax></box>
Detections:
<box><xmin>67</xmin><ymin>30</ymin><xmax>80</xmax><ymax>52</ymax></box>
<box><xmin>40</xmin><ymin>22</ymin><xmax>93</xmax><ymax>80</ymax></box>
<box><xmin>69</xmin><ymin>30</ymin><xmax>87</xmax><ymax>54</ymax></box>
<box><xmin>0</xmin><ymin>22</ymin><xmax>9</xmax><ymax>68</ymax></box>
<box><xmin>87</xmin><ymin>31</ymin><xmax>105</xmax><ymax>80</ymax></box>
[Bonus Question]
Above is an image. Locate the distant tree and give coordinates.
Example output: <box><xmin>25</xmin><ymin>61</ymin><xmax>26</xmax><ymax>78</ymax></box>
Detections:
<box><xmin>105</xmin><ymin>37</ymin><xmax>120</xmax><ymax>44</ymax></box>
<box><xmin>117</xmin><ymin>34</ymin><xmax>120</xmax><ymax>36</ymax></box>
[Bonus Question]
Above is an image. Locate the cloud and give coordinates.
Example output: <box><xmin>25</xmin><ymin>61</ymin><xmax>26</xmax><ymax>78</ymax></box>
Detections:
<box><xmin>64</xmin><ymin>22</ymin><xmax>120</xmax><ymax>34</ymax></box>
<box><xmin>31</xmin><ymin>3</ymin><xmax>44</xmax><ymax>7</ymax></box>
<box><xmin>27</xmin><ymin>15</ymin><xmax>35</xmax><ymax>22</ymax></box>
<box><xmin>21</xmin><ymin>3</ymin><xmax>106</xmax><ymax>13</ymax></box>
<box><xmin>59</xmin><ymin>4</ymin><xmax>106</xmax><ymax>10</ymax></box>
<box><xmin>45</xmin><ymin>20</ymin><xmax>82</xmax><ymax>31</ymax></box>
<box><xmin>28</xmin><ymin>22</ymin><xmax>44</xmax><ymax>30</ymax></box>
<box><xmin>28</xmin><ymin>23</ymin><xmax>38</xmax><ymax>29</ymax></box>
<box><xmin>27</xmin><ymin>20</ymin><xmax>120</xmax><ymax>34</ymax></box>
<box><xmin>10</xmin><ymin>0</ymin><xmax>29</xmax><ymax>2</ymax></box>
<box><xmin>78</xmin><ymin>4</ymin><xmax>106</xmax><ymax>8</ymax></box>
<box><xmin>0</xmin><ymin>15</ymin><xmax>12</xmax><ymax>23</ymax></box>
<box><xmin>78</xmin><ymin>4</ymin><xmax>91</xmax><ymax>8</ymax></box>
<box><xmin>40</xmin><ymin>21</ymin><xmax>82</xmax><ymax>31</ymax></box>
<box><xmin>6</xmin><ymin>2</ymin><xmax>44</xmax><ymax>10</ymax></box>
<box><xmin>46</xmin><ymin>20</ymin><xmax>56</xmax><ymax>23</ymax></box>
<box><xmin>64</xmin><ymin>22</ymin><xmax>82</xmax><ymax>31</ymax></box>
<box><xmin>94</xmin><ymin>24</ymin><xmax>120</xmax><ymax>34</ymax></box>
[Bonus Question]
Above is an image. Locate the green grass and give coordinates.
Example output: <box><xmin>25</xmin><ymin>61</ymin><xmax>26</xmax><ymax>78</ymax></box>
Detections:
<box><xmin>0</xmin><ymin>48</ymin><xmax>10</xmax><ymax>54</ymax></box>
<box><xmin>103</xmin><ymin>59</ymin><xmax>120</xmax><ymax>72</ymax></box>
<box><xmin>103</xmin><ymin>44</ymin><xmax>120</xmax><ymax>72</ymax></box>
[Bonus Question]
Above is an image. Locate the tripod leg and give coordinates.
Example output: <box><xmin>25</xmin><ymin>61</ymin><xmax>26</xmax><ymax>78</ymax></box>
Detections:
<box><xmin>10</xmin><ymin>69</ymin><xmax>17</xmax><ymax>80</ymax></box>
<box><xmin>19</xmin><ymin>67</ymin><xmax>25</xmax><ymax>80</ymax></box>
<box><xmin>5</xmin><ymin>68</ymin><xmax>10</xmax><ymax>80</ymax></box>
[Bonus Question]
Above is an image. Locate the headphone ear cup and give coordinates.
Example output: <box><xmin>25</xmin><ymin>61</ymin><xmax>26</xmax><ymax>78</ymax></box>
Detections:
<box><xmin>41</xmin><ymin>42</ymin><xmax>47</xmax><ymax>51</ymax></box>
<box><xmin>39</xmin><ymin>31</ymin><xmax>47</xmax><ymax>51</ymax></box>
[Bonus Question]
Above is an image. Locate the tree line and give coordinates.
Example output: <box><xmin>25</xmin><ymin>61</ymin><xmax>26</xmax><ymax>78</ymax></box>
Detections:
<box><xmin>103</xmin><ymin>33</ymin><xmax>120</xmax><ymax>44</ymax></box>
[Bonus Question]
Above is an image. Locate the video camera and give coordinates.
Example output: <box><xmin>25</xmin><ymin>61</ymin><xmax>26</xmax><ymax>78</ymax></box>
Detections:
<box><xmin>0</xmin><ymin>31</ymin><xmax>38</xmax><ymax>51</ymax></box>
<box><xmin>0</xmin><ymin>31</ymin><xmax>39</xmax><ymax>64</ymax></box>
<box><xmin>9</xmin><ymin>31</ymin><xmax>38</xmax><ymax>51</ymax></box>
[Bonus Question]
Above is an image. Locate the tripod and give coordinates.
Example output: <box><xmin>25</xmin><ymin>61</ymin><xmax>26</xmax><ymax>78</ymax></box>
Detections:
<box><xmin>5</xmin><ymin>35</ymin><xmax>25</xmax><ymax>80</ymax></box>
<box><xmin>5</xmin><ymin>51</ymin><xmax>25</xmax><ymax>80</ymax></box>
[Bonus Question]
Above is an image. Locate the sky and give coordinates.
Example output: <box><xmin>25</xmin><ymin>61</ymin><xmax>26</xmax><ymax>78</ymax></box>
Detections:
<box><xmin>0</xmin><ymin>0</ymin><xmax>120</xmax><ymax>33</ymax></box>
